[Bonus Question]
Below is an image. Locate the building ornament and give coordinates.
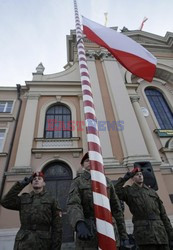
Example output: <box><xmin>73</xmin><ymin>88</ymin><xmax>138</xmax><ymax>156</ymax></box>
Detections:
<box><xmin>130</xmin><ymin>95</ymin><xmax>140</xmax><ymax>103</ymax></box>
<box><xmin>56</xmin><ymin>96</ymin><xmax>62</xmax><ymax>102</ymax></box>
<box><xmin>35</xmin><ymin>62</ymin><xmax>45</xmax><ymax>74</ymax></box>
<box><xmin>85</xmin><ymin>50</ymin><xmax>114</xmax><ymax>60</ymax></box>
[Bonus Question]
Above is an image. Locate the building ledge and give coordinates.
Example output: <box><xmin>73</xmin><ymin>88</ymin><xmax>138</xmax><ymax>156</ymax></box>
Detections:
<box><xmin>160</xmin><ymin>147</ymin><xmax>173</xmax><ymax>153</ymax></box>
<box><xmin>34</xmin><ymin>137</ymin><xmax>80</xmax><ymax>149</ymax></box>
<box><xmin>32</xmin><ymin>148</ymin><xmax>83</xmax><ymax>153</ymax></box>
<box><xmin>0</xmin><ymin>152</ymin><xmax>8</xmax><ymax>157</ymax></box>
<box><xmin>0</xmin><ymin>115</ymin><xmax>15</xmax><ymax>122</ymax></box>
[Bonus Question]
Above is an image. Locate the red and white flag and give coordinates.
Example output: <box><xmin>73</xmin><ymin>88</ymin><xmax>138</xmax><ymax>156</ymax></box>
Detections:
<box><xmin>82</xmin><ymin>16</ymin><xmax>157</xmax><ymax>82</ymax></box>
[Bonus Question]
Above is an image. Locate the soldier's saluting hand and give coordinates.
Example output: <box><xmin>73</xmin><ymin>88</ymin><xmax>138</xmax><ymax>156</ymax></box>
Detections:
<box><xmin>67</xmin><ymin>152</ymin><xmax>130</xmax><ymax>250</ymax></box>
<box><xmin>1</xmin><ymin>171</ymin><xmax>62</xmax><ymax>250</ymax></box>
<box><xmin>114</xmin><ymin>166</ymin><xmax>173</xmax><ymax>250</ymax></box>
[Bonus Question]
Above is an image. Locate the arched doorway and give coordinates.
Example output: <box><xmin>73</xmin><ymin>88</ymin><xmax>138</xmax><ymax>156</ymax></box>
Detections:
<box><xmin>43</xmin><ymin>161</ymin><xmax>73</xmax><ymax>243</ymax></box>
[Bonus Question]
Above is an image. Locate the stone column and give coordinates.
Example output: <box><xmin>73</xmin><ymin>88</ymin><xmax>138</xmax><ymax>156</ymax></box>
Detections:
<box><xmin>86</xmin><ymin>53</ymin><xmax>114</xmax><ymax>159</ymax></box>
<box><xmin>102</xmin><ymin>56</ymin><xmax>150</xmax><ymax>165</ymax></box>
<box><xmin>14</xmin><ymin>94</ymin><xmax>39</xmax><ymax>168</ymax></box>
<box><xmin>131</xmin><ymin>96</ymin><xmax>161</xmax><ymax>162</ymax></box>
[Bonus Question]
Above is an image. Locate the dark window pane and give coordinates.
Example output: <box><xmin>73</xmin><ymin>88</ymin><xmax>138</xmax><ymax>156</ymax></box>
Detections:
<box><xmin>0</xmin><ymin>101</ymin><xmax>13</xmax><ymax>113</ymax></box>
<box><xmin>145</xmin><ymin>88</ymin><xmax>173</xmax><ymax>129</ymax></box>
<box><xmin>55</xmin><ymin>106</ymin><xmax>63</xmax><ymax>114</ymax></box>
<box><xmin>45</xmin><ymin>131</ymin><xmax>53</xmax><ymax>139</ymax></box>
<box><xmin>63</xmin><ymin>131</ymin><xmax>71</xmax><ymax>138</ymax></box>
<box><xmin>47</xmin><ymin>107</ymin><xmax>55</xmax><ymax>114</ymax></box>
<box><xmin>63</xmin><ymin>106</ymin><xmax>71</xmax><ymax>115</ymax></box>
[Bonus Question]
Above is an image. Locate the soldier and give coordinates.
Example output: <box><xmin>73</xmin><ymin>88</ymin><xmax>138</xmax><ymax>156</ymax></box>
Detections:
<box><xmin>114</xmin><ymin>166</ymin><xmax>173</xmax><ymax>250</ymax></box>
<box><xmin>0</xmin><ymin>171</ymin><xmax>62</xmax><ymax>250</ymax></box>
<box><xmin>67</xmin><ymin>152</ymin><xmax>131</xmax><ymax>250</ymax></box>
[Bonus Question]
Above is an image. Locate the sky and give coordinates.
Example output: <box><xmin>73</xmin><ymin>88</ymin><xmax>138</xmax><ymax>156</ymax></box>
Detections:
<box><xmin>0</xmin><ymin>0</ymin><xmax>172</xmax><ymax>87</ymax></box>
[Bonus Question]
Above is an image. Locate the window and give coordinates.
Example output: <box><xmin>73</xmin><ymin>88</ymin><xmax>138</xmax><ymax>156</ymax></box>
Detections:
<box><xmin>44</xmin><ymin>104</ymin><xmax>72</xmax><ymax>138</ymax></box>
<box><xmin>0</xmin><ymin>129</ymin><xmax>6</xmax><ymax>152</ymax></box>
<box><xmin>145</xmin><ymin>88</ymin><xmax>173</xmax><ymax>129</ymax></box>
<box><xmin>0</xmin><ymin>101</ymin><xmax>13</xmax><ymax>113</ymax></box>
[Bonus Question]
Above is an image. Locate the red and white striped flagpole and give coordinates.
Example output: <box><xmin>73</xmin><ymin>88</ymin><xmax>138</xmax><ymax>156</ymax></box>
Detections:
<box><xmin>73</xmin><ymin>1</ymin><xmax>117</xmax><ymax>249</ymax></box>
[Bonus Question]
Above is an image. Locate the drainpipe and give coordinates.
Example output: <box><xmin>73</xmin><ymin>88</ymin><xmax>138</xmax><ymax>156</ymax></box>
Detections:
<box><xmin>0</xmin><ymin>84</ymin><xmax>22</xmax><ymax>199</ymax></box>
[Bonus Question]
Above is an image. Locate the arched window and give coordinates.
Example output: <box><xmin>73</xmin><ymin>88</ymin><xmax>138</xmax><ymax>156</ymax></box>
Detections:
<box><xmin>145</xmin><ymin>88</ymin><xmax>173</xmax><ymax>129</ymax></box>
<box><xmin>44</xmin><ymin>104</ymin><xmax>72</xmax><ymax>138</ymax></box>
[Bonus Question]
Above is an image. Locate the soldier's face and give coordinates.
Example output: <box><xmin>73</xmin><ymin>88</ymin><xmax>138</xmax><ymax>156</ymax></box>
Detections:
<box><xmin>32</xmin><ymin>176</ymin><xmax>45</xmax><ymax>190</ymax></box>
<box><xmin>82</xmin><ymin>158</ymin><xmax>90</xmax><ymax>171</ymax></box>
<box><xmin>132</xmin><ymin>171</ymin><xmax>143</xmax><ymax>184</ymax></box>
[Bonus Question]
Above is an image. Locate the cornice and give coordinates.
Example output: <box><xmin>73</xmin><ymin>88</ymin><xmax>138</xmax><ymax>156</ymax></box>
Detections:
<box><xmin>155</xmin><ymin>68</ymin><xmax>173</xmax><ymax>84</ymax></box>
<box><xmin>67</xmin><ymin>28</ymin><xmax>173</xmax><ymax>63</ymax></box>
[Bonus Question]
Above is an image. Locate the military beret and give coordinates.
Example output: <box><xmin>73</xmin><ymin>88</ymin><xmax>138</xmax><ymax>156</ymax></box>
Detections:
<box><xmin>32</xmin><ymin>171</ymin><xmax>44</xmax><ymax>179</ymax></box>
<box><xmin>131</xmin><ymin>167</ymin><xmax>141</xmax><ymax>173</ymax></box>
<box><xmin>133</xmin><ymin>162</ymin><xmax>142</xmax><ymax>172</ymax></box>
<box><xmin>80</xmin><ymin>152</ymin><xmax>89</xmax><ymax>165</ymax></box>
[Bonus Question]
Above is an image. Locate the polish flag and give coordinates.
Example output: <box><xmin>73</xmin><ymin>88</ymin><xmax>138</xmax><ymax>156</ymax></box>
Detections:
<box><xmin>82</xmin><ymin>16</ymin><xmax>157</xmax><ymax>82</ymax></box>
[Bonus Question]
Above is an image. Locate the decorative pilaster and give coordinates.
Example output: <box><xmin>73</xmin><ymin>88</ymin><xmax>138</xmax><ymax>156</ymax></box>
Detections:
<box><xmin>102</xmin><ymin>58</ymin><xmax>150</xmax><ymax>165</ymax></box>
<box><xmin>14</xmin><ymin>94</ymin><xmax>39</xmax><ymax>168</ymax></box>
<box><xmin>86</xmin><ymin>59</ymin><xmax>115</xmax><ymax>158</ymax></box>
<box><xmin>130</xmin><ymin>95</ymin><xmax>161</xmax><ymax>162</ymax></box>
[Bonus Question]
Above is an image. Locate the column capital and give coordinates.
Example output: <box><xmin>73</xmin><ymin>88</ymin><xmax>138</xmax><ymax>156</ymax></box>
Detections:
<box><xmin>78</xmin><ymin>94</ymin><xmax>83</xmax><ymax>100</ymax></box>
<box><xmin>130</xmin><ymin>95</ymin><xmax>140</xmax><ymax>103</ymax></box>
<box><xmin>85</xmin><ymin>50</ymin><xmax>115</xmax><ymax>61</ymax></box>
<box><xmin>26</xmin><ymin>93</ymin><xmax>40</xmax><ymax>100</ymax></box>
<box><xmin>85</xmin><ymin>50</ymin><xmax>96</xmax><ymax>60</ymax></box>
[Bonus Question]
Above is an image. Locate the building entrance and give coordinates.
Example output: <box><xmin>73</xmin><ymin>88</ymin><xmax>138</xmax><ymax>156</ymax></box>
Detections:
<box><xmin>43</xmin><ymin>161</ymin><xmax>73</xmax><ymax>242</ymax></box>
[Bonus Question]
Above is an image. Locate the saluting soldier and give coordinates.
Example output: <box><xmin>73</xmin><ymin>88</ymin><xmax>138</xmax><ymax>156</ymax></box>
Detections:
<box><xmin>1</xmin><ymin>171</ymin><xmax>62</xmax><ymax>250</ymax></box>
<box><xmin>114</xmin><ymin>166</ymin><xmax>173</xmax><ymax>250</ymax></box>
<box><xmin>67</xmin><ymin>152</ymin><xmax>130</xmax><ymax>250</ymax></box>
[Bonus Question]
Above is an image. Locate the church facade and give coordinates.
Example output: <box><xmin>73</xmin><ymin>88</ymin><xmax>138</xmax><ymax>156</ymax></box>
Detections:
<box><xmin>0</xmin><ymin>27</ymin><xmax>173</xmax><ymax>248</ymax></box>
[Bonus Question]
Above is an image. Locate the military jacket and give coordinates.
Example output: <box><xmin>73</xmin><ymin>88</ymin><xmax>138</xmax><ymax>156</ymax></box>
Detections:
<box><xmin>1</xmin><ymin>182</ymin><xmax>62</xmax><ymax>250</ymax></box>
<box><xmin>67</xmin><ymin>171</ymin><xmax>128</xmax><ymax>248</ymax></box>
<box><xmin>114</xmin><ymin>178</ymin><xmax>173</xmax><ymax>245</ymax></box>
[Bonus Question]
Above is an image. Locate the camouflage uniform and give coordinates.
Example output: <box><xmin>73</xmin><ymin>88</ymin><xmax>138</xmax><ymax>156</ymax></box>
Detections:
<box><xmin>1</xmin><ymin>182</ymin><xmax>62</xmax><ymax>250</ymax></box>
<box><xmin>114</xmin><ymin>177</ymin><xmax>173</xmax><ymax>250</ymax></box>
<box><xmin>67</xmin><ymin>171</ymin><xmax>128</xmax><ymax>249</ymax></box>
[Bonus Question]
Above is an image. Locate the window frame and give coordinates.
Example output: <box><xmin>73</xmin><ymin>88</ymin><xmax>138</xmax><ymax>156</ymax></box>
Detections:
<box><xmin>0</xmin><ymin>101</ymin><xmax>13</xmax><ymax>113</ymax></box>
<box><xmin>145</xmin><ymin>88</ymin><xmax>173</xmax><ymax>130</ymax></box>
<box><xmin>0</xmin><ymin>129</ymin><xmax>6</xmax><ymax>152</ymax></box>
<box><xmin>44</xmin><ymin>104</ymin><xmax>72</xmax><ymax>139</ymax></box>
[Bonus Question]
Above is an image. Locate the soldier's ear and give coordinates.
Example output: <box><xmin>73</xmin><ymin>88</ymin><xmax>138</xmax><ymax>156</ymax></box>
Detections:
<box><xmin>43</xmin><ymin>181</ymin><xmax>46</xmax><ymax>187</ymax></box>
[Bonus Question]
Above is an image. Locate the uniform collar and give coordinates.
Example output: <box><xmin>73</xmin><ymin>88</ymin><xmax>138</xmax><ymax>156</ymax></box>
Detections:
<box><xmin>132</xmin><ymin>182</ymin><xmax>150</xmax><ymax>190</ymax></box>
<box><xmin>30</xmin><ymin>188</ymin><xmax>46</xmax><ymax>197</ymax></box>
<box><xmin>83</xmin><ymin>170</ymin><xmax>91</xmax><ymax>180</ymax></box>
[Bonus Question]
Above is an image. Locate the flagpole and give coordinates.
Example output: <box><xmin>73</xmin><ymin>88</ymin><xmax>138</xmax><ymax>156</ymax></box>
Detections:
<box><xmin>73</xmin><ymin>1</ymin><xmax>117</xmax><ymax>249</ymax></box>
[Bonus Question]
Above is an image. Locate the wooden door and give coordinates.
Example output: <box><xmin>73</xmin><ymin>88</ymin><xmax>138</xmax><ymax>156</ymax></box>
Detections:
<box><xmin>43</xmin><ymin>161</ymin><xmax>74</xmax><ymax>242</ymax></box>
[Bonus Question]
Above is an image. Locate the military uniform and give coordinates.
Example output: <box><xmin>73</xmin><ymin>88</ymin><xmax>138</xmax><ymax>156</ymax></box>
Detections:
<box><xmin>1</xmin><ymin>182</ymin><xmax>62</xmax><ymax>250</ymax></box>
<box><xmin>67</xmin><ymin>171</ymin><xmax>128</xmax><ymax>249</ymax></box>
<box><xmin>114</xmin><ymin>177</ymin><xmax>173</xmax><ymax>250</ymax></box>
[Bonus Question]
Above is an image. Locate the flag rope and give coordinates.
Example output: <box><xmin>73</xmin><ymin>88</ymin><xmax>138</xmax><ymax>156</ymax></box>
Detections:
<box><xmin>73</xmin><ymin>1</ymin><xmax>117</xmax><ymax>249</ymax></box>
